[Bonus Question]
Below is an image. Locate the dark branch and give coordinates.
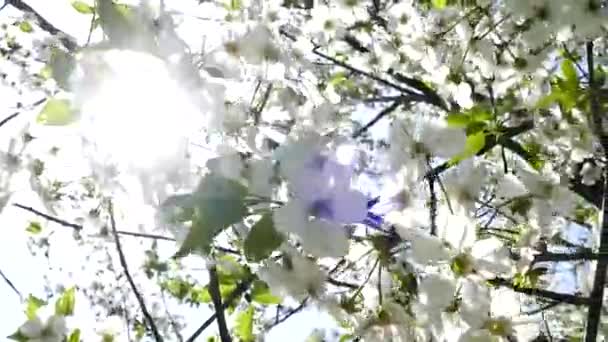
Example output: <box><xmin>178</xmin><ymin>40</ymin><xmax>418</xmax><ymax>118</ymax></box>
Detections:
<box><xmin>490</xmin><ymin>277</ymin><xmax>590</xmax><ymax>306</ymax></box>
<box><xmin>326</xmin><ymin>277</ymin><xmax>359</xmax><ymax>289</ymax></box>
<box><xmin>108</xmin><ymin>200</ymin><xmax>163</xmax><ymax>342</ymax></box>
<box><xmin>13</xmin><ymin>203</ymin><xmax>83</xmax><ymax>230</ymax></box>
<box><xmin>0</xmin><ymin>268</ymin><xmax>23</xmax><ymax>301</ymax></box>
<box><xmin>352</xmin><ymin>101</ymin><xmax>401</xmax><ymax>138</ymax></box>
<box><xmin>5</xmin><ymin>0</ymin><xmax>78</xmax><ymax>51</ymax></box>
<box><xmin>264</xmin><ymin>298</ymin><xmax>308</xmax><ymax>331</ymax></box>
<box><xmin>208</xmin><ymin>265</ymin><xmax>232</xmax><ymax>342</ymax></box>
<box><xmin>0</xmin><ymin>98</ymin><xmax>46</xmax><ymax>129</ymax></box>
<box><xmin>425</xmin><ymin>120</ymin><xmax>535</xmax><ymax>179</ymax></box>
<box><xmin>584</xmin><ymin>40</ymin><xmax>608</xmax><ymax>342</ymax></box>
<box><xmin>534</xmin><ymin>252</ymin><xmax>600</xmax><ymax>263</ymax></box>
<box><xmin>185</xmin><ymin>279</ymin><xmax>251</xmax><ymax>342</ymax></box>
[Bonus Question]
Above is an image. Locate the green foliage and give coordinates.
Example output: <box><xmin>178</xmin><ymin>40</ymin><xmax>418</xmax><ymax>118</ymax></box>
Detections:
<box><xmin>561</xmin><ymin>60</ymin><xmax>579</xmax><ymax>91</ymax></box>
<box><xmin>536</xmin><ymin>60</ymin><xmax>584</xmax><ymax>115</ymax></box>
<box><xmin>18</xmin><ymin>21</ymin><xmax>33</xmax><ymax>33</ymax></box>
<box><xmin>25</xmin><ymin>295</ymin><xmax>46</xmax><ymax>320</ymax></box>
<box><xmin>68</xmin><ymin>329</ymin><xmax>82</xmax><ymax>342</ymax></box>
<box><xmin>26</xmin><ymin>221</ymin><xmax>42</xmax><ymax>234</ymax></box>
<box><xmin>72</xmin><ymin>1</ymin><xmax>95</xmax><ymax>14</ymax></box>
<box><xmin>451</xmin><ymin>253</ymin><xmax>474</xmax><ymax>277</ymax></box>
<box><xmin>509</xmin><ymin>196</ymin><xmax>533</xmax><ymax>217</ymax></box>
<box><xmin>225</xmin><ymin>0</ymin><xmax>243</xmax><ymax>11</ymax></box>
<box><xmin>431</xmin><ymin>0</ymin><xmax>448</xmax><ymax>9</ymax></box>
<box><xmin>512</xmin><ymin>268</ymin><xmax>546</xmax><ymax>289</ymax></box>
<box><xmin>175</xmin><ymin>175</ymin><xmax>248</xmax><ymax>257</ymax></box>
<box><xmin>250</xmin><ymin>280</ymin><xmax>281</xmax><ymax>304</ymax></box>
<box><xmin>36</xmin><ymin>98</ymin><xmax>75</xmax><ymax>126</ymax></box>
<box><xmin>244</xmin><ymin>214</ymin><xmax>284</xmax><ymax>262</ymax></box>
<box><xmin>446</xmin><ymin>105</ymin><xmax>491</xmax><ymax>135</ymax></box>
<box><xmin>448</xmin><ymin>131</ymin><xmax>486</xmax><ymax>166</ymax></box>
<box><xmin>55</xmin><ymin>287</ymin><xmax>76</xmax><ymax>316</ymax></box>
<box><xmin>6</xmin><ymin>330</ymin><xmax>28</xmax><ymax>342</ymax></box>
<box><xmin>522</xmin><ymin>141</ymin><xmax>545</xmax><ymax>171</ymax></box>
<box><xmin>95</xmin><ymin>0</ymin><xmax>135</xmax><ymax>46</ymax></box>
<box><xmin>235</xmin><ymin>305</ymin><xmax>254</xmax><ymax>342</ymax></box>
<box><xmin>48</xmin><ymin>48</ymin><xmax>76</xmax><ymax>90</ymax></box>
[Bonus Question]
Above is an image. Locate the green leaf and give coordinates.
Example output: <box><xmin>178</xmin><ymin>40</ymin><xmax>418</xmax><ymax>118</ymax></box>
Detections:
<box><xmin>159</xmin><ymin>194</ymin><xmax>196</xmax><ymax>224</ymax></box>
<box><xmin>197</xmin><ymin>283</ymin><xmax>237</xmax><ymax>304</ymax></box>
<box><xmin>55</xmin><ymin>287</ymin><xmax>76</xmax><ymax>316</ymax></box>
<box><xmin>431</xmin><ymin>0</ymin><xmax>448</xmax><ymax>8</ymax></box>
<box><xmin>25</xmin><ymin>295</ymin><xmax>46</xmax><ymax>320</ymax></box>
<box><xmin>216</xmin><ymin>255</ymin><xmax>248</xmax><ymax>285</ymax></box>
<box><xmin>18</xmin><ymin>21</ymin><xmax>33</xmax><ymax>33</ymax></box>
<box><xmin>26</xmin><ymin>221</ymin><xmax>42</xmax><ymax>234</ymax></box>
<box><xmin>49</xmin><ymin>48</ymin><xmax>76</xmax><ymax>90</ymax></box>
<box><xmin>448</xmin><ymin>131</ymin><xmax>486</xmax><ymax>166</ymax></box>
<box><xmin>339</xmin><ymin>334</ymin><xmax>355</xmax><ymax>342</ymax></box>
<box><xmin>561</xmin><ymin>59</ymin><xmax>579</xmax><ymax>91</ymax></box>
<box><xmin>36</xmin><ymin>98</ymin><xmax>75</xmax><ymax>126</ymax></box>
<box><xmin>235</xmin><ymin>305</ymin><xmax>254</xmax><ymax>342</ymax></box>
<box><xmin>251</xmin><ymin>280</ymin><xmax>282</xmax><ymax>305</ymax></box>
<box><xmin>68</xmin><ymin>329</ymin><xmax>82</xmax><ymax>342</ymax></box>
<box><xmin>95</xmin><ymin>0</ymin><xmax>135</xmax><ymax>46</ymax></box>
<box><xmin>445</xmin><ymin>113</ymin><xmax>470</xmax><ymax>127</ymax></box>
<box><xmin>244</xmin><ymin>214</ymin><xmax>284</xmax><ymax>262</ymax></box>
<box><xmin>468</xmin><ymin>106</ymin><xmax>492</xmax><ymax>122</ymax></box>
<box><xmin>7</xmin><ymin>330</ymin><xmax>28</xmax><ymax>342</ymax></box>
<box><xmin>175</xmin><ymin>175</ymin><xmax>248</xmax><ymax>257</ymax></box>
<box><xmin>523</xmin><ymin>142</ymin><xmax>545</xmax><ymax>171</ymax></box>
<box><xmin>535</xmin><ymin>91</ymin><xmax>560</xmax><ymax>109</ymax></box>
<box><xmin>72</xmin><ymin>1</ymin><xmax>95</xmax><ymax>14</ymax></box>
<box><xmin>229</xmin><ymin>0</ymin><xmax>243</xmax><ymax>10</ymax></box>
<box><xmin>509</xmin><ymin>196</ymin><xmax>533</xmax><ymax>217</ymax></box>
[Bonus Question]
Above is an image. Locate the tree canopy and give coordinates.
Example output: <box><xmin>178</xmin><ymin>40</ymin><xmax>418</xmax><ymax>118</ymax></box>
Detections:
<box><xmin>1</xmin><ymin>0</ymin><xmax>608</xmax><ymax>341</ymax></box>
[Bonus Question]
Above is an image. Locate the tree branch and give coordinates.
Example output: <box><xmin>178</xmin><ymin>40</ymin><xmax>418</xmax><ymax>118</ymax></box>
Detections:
<box><xmin>108</xmin><ymin>200</ymin><xmax>163</xmax><ymax>342</ymax></box>
<box><xmin>5</xmin><ymin>0</ymin><xmax>78</xmax><ymax>52</ymax></box>
<box><xmin>533</xmin><ymin>251</ymin><xmax>600</xmax><ymax>263</ymax></box>
<box><xmin>490</xmin><ymin>277</ymin><xmax>590</xmax><ymax>306</ymax></box>
<box><xmin>264</xmin><ymin>298</ymin><xmax>308</xmax><ymax>331</ymax></box>
<box><xmin>13</xmin><ymin>203</ymin><xmax>83</xmax><ymax>230</ymax></box>
<box><xmin>208</xmin><ymin>265</ymin><xmax>232</xmax><ymax>342</ymax></box>
<box><xmin>584</xmin><ymin>40</ymin><xmax>608</xmax><ymax>342</ymax></box>
<box><xmin>185</xmin><ymin>278</ymin><xmax>251</xmax><ymax>342</ymax></box>
<box><xmin>424</xmin><ymin>120</ymin><xmax>534</xmax><ymax>179</ymax></box>
<box><xmin>352</xmin><ymin>101</ymin><xmax>402</xmax><ymax>138</ymax></box>
<box><xmin>0</xmin><ymin>98</ymin><xmax>46</xmax><ymax>129</ymax></box>
<box><xmin>0</xmin><ymin>268</ymin><xmax>23</xmax><ymax>301</ymax></box>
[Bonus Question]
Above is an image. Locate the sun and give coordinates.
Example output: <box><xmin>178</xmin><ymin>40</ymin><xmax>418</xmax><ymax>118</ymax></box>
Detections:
<box><xmin>73</xmin><ymin>49</ymin><xmax>206</xmax><ymax>174</ymax></box>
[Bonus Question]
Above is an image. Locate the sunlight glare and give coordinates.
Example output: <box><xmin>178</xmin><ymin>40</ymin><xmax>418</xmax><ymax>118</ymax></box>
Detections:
<box><xmin>75</xmin><ymin>49</ymin><xmax>205</xmax><ymax>174</ymax></box>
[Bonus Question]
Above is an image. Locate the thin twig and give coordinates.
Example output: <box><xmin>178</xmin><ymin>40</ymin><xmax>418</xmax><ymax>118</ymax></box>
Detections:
<box><xmin>350</xmin><ymin>259</ymin><xmax>380</xmax><ymax>303</ymax></box>
<box><xmin>86</xmin><ymin>12</ymin><xmax>96</xmax><ymax>47</ymax></box>
<box><xmin>160</xmin><ymin>289</ymin><xmax>183</xmax><ymax>342</ymax></box>
<box><xmin>377</xmin><ymin>264</ymin><xmax>382</xmax><ymax>307</ymax></box>
<box><xmin>326</xmin><ymin>276</ymin><xmax>359</xmax><ymax>289</ymax></box>
<box><xmin>352</xmin><ymin>101</ymin><xmax>401</xmax><ymax>138</ymax></box>
<box><xmin>208</xmin><ymin>265</ymin><xmax>232</xmax><ymax>342</ymax></box>
<box><xmin>0</xmin><ymin>98</ymin><xmax>46</xmax><ymax>129</ymax></box>
<box><xmin>0</xmin><ymin>268</ymin><xmax>23</xmax><ymax>301</ymax></box>
<box><xmin>108</xmin><ymin>200</ymin><xmax>163</xmax><ymax>342</ymax></box>
<box><xmin>265</xmin><ymin>298</ymin><xmax>309</xmax><ymax>330</ymax></box>
<box><xmin>0</xmin><ymin>112</ymin><xmax>20</xmax><ymax>129</ymax></box>
<box><xmin>13</xmin><ymin>203</ymin><xmax>83</xmax><ymax>230</ymax></box>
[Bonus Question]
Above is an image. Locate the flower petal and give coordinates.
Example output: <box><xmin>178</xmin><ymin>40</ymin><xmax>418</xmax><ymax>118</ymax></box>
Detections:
<box><xmin>330</xmin><ymin>189</ymin><xmax>368</xmax><ymax>223</ymax></box>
